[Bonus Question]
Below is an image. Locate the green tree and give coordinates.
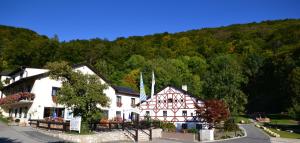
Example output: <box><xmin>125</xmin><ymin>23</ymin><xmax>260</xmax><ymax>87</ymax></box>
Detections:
<box><xmin>46</xmin><ymin>61</ymin><xmax>110</xmax><ymax>133</ymax></box>
<box><xmin>203</xmin><ymin>54</ymin><xmax>248</xmax><ymax>114</ymax></box>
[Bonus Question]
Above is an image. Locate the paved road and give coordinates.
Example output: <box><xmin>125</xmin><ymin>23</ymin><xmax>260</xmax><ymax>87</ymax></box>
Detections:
<box><xmin>150</xmin><ymin>124</ymin><xmax>271</xmax><ymax>143</ymax></box>
<box><xmin>0</xmin><ymin>121</ymin><xmax>271</xmax><ymax>143</ymax></box>
<box><xmin>216</xmin><ymin>124</ymin><xmax>271</xmax><ymax>143</ymax></box>
<box><xmin>0</xmin><ymin>121</ymin><xmax>65</xmax><ymax>143</ymax></box>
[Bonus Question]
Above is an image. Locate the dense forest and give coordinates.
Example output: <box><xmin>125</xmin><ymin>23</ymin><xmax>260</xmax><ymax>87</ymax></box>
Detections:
<box><xmin>0</xmin><ymin>19</ymin><xmax>299</xmax><ymax>116</ymax></box>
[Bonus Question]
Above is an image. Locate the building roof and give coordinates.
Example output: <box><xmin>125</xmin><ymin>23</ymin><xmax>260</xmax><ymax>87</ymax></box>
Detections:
<box><xmin>137</xmin><ymin>85</ymin><xmax>203</xmax><ymax>105</ymax></box>
<box><xmin>113</xmin><ymin>86</ymin><xmax>139</xmax><ymax>96</ymax></box>
<box><xmin>2</xmin><ymin>64</ymin><xmax>139</xmax><ymax>97</ymax></box>
<box><xmin>2</xmin><ymin>73</ymin><xmax>48</xmax><ymax>91</ymax></box>
<box><xmin>7</xmin><ymin>66</ymin><xmax>27</xmax><ymax>76</ymax></box>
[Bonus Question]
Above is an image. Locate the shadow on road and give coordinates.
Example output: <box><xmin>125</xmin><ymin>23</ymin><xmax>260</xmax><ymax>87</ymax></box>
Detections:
<box><xmin>0</xmin><ymin>137</ymin><xmax>21</xmax><ymax>143</ymax></box>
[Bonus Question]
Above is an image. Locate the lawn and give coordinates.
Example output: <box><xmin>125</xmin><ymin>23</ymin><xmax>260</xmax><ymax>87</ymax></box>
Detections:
<box><xmin>267</xmin><ymin>114</ymin><xmax>298</xmax><ymax>125</ymax></box>
<box><xmin>233</xmin><ymin>115</ymin><xmax>251</xmax><ymax>124</ymax></box>
<box><xmin>261</xmin><ymin>114</ymin><xmax>300</xmax><ymax>139</ymax></box>
<box><xmin>269</xmin><ymin>128</ymin><xmax>300</xmax><ymax>139</ymax></box>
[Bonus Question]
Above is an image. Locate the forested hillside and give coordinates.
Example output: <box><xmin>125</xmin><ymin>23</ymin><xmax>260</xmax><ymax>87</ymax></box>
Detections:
<box><xmin>0</xmin><ymin>19</ymin><xmax>299</xmax><ymax>116</ymax></box>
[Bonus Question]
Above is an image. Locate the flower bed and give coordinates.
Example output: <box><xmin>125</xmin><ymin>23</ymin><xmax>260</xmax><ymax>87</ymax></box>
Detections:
<box><xmin>0</xmin><ymin>92</ymin><xmax>35</xmax><ymax>105</ymax></box>
<box><xmin>255</xmin><ymin>124</ymin><xmax>280</xmax><ymax>137</ymax></box>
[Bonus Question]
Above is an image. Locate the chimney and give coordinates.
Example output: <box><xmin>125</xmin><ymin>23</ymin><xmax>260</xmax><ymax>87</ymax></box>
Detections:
<box><xmin>182</xmin><ymin>85</ymin><xmax>187</xmax><ymax>91</ymax></box>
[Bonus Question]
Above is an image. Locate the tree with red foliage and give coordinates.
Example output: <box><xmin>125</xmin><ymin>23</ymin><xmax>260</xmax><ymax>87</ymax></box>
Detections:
<box><xmin>196</xmin><ymin>99</ymin><xmax>230</xmax><ymax>127</ymax></box>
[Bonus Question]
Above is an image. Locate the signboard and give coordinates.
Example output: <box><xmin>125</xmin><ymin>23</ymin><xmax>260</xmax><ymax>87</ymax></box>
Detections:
<box><xmin>70</xmin><ymin>116</ymin><xmax>81</xmax><ymax>133</ymax></box>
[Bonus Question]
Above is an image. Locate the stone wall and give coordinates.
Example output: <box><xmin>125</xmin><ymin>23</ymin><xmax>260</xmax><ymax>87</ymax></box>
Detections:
<box><xmin>41</xmin><ymin>130</ymin><xmax>130</xmax><ymax>143</ymax></box>
<box><xmin>152</xmin><ymin>128</ymin><xmax>162</xmax><ymax>138</ymax></box>
<box><xmin>40</xmin><ymin>129</ymin><xmax>162</xmax><ymax>143</ymax></box>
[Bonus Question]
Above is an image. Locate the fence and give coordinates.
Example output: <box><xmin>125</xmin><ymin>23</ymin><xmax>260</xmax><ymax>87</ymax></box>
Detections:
<box><xmin>29</xmin><ymin>119</ymin><xmax>70</xmax><ymax>132</ymax></box>
<box><xmin>29</xmin><ymin>114</ymin><xmax>154</xmax><ymax>142</ymax></box>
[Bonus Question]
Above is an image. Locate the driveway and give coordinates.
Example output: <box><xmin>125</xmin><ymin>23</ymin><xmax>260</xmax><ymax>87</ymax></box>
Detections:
<box><xmin>216</xmin><ymin>124</ymin><xmax>270</xmax><ymax>143</ymax></box>
<box><xmin>0</xmin><ymin>121</ymin><xmax>65</xmax><ymax>143</ymax></box>
<box><xmin>149</xmin><ymin>124</ymin><xmax>271</xmax><ymax>143</ymax></box>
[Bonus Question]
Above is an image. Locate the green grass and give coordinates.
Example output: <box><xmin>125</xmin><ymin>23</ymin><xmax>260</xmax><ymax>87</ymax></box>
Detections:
<box><xmin>233</xmin><ymin>115</ymin><xmax>251</xmax><ymax>124</ymax></box>
<box><xmin>0</xmin><ymin>116</ymin><xmax>9</xmax><ymax>124</ymax></box>
<box><xmin>269</xmin><ymin>128</ymin><xmax>300</xmax><ymax>139</ymax></box>
<box><xmin>267</xmin><ymin>114</ymin><xmax>298</xmax><ymax>125</ymax></box>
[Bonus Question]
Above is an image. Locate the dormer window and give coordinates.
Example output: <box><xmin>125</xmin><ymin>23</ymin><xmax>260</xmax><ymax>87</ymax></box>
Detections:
<box><xmin>20</xmin><ymin>72</ymin><xmax>24</xmax><ymax>78</ymax></box>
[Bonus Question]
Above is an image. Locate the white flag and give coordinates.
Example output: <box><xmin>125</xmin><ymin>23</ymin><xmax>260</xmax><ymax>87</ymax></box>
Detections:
<box><xmin>151</xmin><ymin>71</ymin><xmax>155</xmax><ymax>98</ymax></box>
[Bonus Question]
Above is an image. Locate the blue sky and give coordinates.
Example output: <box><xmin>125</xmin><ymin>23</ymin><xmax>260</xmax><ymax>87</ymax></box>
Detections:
<box><xmin>0</xmin><ymin>0</ymin><xmax>299</xmax><ymax>41</ymax></box>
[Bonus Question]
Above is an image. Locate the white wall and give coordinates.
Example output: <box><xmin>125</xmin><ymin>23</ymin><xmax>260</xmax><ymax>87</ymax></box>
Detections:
<box><xmin>1</xmin><ymin>65</ymin><xmax>140</xmax><ymax>123</ymax></box>
<box><xmin>29</xmin><ymin>76</ymin><xmax>62</xmax><ymax>120</ymax></box>
<box><xmin>139</xmin><ymin>86</ymin><xmax>204</xmax><ymax>129</ymax></box>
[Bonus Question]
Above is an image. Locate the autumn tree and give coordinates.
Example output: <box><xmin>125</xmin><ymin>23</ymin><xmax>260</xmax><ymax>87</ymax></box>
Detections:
<box><xmin>196</xmin><ymin>99</ymin><xmax>230</xmax><ymax>127</ymax></box>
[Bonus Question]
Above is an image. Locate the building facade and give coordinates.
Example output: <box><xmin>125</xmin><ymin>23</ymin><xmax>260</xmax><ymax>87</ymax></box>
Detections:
<box><xmin>0</xmin><ymin>64</ymin><xmax>139</xmax><ymax>124</ymax></box>
<box><xmin>138</xmin><ymin>86</ymin><xmax>204</xmax><ymax>131</ymax></box>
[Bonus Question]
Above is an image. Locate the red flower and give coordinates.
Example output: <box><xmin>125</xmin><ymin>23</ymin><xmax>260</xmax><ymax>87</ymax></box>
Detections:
<box><xmin>0</xmin><ymin>92</ymin><xmax>35</xmax><ymax>105</ymax></box>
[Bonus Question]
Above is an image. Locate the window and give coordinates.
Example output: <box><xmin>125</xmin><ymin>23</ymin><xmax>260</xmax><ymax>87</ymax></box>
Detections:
<box><xmin>19</xmin><ymin>107</ymin><xmax>22</xmax><ymax>118</ymax></box>
<box><xmin>20</xmin><ymin>72</ymin><xmax>24</xmax><ymax>78</ymax></box>
<box><xmin>163</xmin><ymin>111</ymin><xmax>167</xmax><ymax>117</ymax></box>
<box><xmin>158</xmin><ymin>100</ymin><xmax>161</xmax><ymax>103</ymax></box>
<box><xmin>181</xmin><ymin>99</ymin><xmax>184</xmax><ymax>102</ymax></box>
<box><xmin>182</xmin><ymin>110</ymin><xmax>187</xmax><ymax>116</ymax></box>
<box><xmin>116</xmin><ymin>111</ymin><xmax>121</xmax><ymax>117</ymax></box>
<box><xmin>43</xmin><ymin>107</ymin><xmax>65</xmax><ymax>118</ymax></box>
<box><xmin>117</xmin><ymin>96</ymin><xmax>122</xmax><ymax>107</ymax></box>
<box><xmin>102</xmin><ymin>110</ymin><xmax>109</xmax><ymax>119</ymax></box>
<box><xmin>131</xmin><ymin>98</ymin><xmax>135</xmax><ymax>107</ymax></box>
<box><xmin>182</xmin><ymin>123</ymin><xmax>188</xmax><ymax>129</ymax></box>
<box><xmin>52</xmin><ymin>87</ymin><xmax>60</xmax><ymax>96</ymax></box>
<box><xmin>168</xmin><ymin>98</ymin><xmax>173</xmax><ymax>103</ymax></box>
<box><xmin>146</xmin><ymin>111</ymin><xmax>150</xmax><ymax>116</ymax></box>
<box><xmin>191</xmin><ymin>113</ymin><xmax>193</xmax><ymax>117</ymax></box>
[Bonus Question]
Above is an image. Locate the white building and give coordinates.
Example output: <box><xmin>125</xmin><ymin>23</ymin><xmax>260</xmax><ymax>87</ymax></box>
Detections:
<box><xmin>138</xmin><ymin>86</ymin><xmax>204</xmax><ymax>131</ymax></box>
<box><xmin>0</xmin><ymin>64</ymin><xmax>140</xmax><ymax>124</ymax></box>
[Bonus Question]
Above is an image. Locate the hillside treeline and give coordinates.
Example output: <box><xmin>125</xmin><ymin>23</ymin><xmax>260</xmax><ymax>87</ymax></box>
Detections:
<box><xmin>0</xmin><ymin>19</ymin><xmax>299</xmax><ymax>116</ymax></box>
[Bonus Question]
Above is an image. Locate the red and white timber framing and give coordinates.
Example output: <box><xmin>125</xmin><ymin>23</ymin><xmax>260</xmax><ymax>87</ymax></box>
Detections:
<box><xmin>138</xmin><ymin>86</ymin><xmax>204</xmax><ymax>123</ymax></box>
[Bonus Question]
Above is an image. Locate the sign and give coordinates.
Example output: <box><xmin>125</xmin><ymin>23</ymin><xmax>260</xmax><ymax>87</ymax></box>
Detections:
<box><xmin>70</xmin><ymin>116</ymin><xmax>81</xmax><ymax>133</ymax></box>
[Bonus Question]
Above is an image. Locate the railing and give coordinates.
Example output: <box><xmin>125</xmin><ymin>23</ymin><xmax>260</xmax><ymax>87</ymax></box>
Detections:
<box><xmin>123</xmin><ymin>122</ymin><xmax>138</xmax><ymax>141</ymax></box>
<box><xmin>140</xmin><ymin>128</ymin><xmax>152</xmax><ymax>141</ymax></box>
<box><xmin>29</xmin><ymin>119</ymin><xmax>69</xmax><ymax>131</ymax></box>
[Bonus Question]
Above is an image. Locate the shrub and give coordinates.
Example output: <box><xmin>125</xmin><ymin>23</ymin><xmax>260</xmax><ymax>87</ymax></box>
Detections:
<box><xmin>152</xmin><ymin>119</ymin><xmax>161</xmax><ymax>128</ymax></box>
<box><xmin>224</xmin><ymin>119</ymin><xmax>239</xmax><ymax>131</ymax></box>
<box><xmin>187</xmin><ymin>128</ymin><xmax>198</xmax><ymax>133</ymax></box>
<box><xmin>15</xmin><ymin>119</ymin><xmax>20</xmax><ymax>123</ymax></box>
<box><xmin>6</xmin><ymin>117</ymin><xmax>13</xmax><ymax>122</ymax></box>
<box><xmin>221</xmin><ymin>135</ymin><xmax>231</xmax><ymax>139</ymax></box>
<box><xmin>139</xmin><ymin>120</ymin><xmax>151</xmax><ymax>129</ymax></box>
<box><xmin>161</xmin><ymin>122</ymin><xmax>176</xmax><ymax>132</ymax></box>
<box><xmin>287</xmin><ymin>104</ymin><xmax>300</xmax><ymax>119</ymax></box>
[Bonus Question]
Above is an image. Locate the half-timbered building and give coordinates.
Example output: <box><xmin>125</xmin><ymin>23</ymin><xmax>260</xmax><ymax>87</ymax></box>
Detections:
<box><xmin>138</xmin><ymin>86</ymin><xmax>204</xmax><ymax>131</ymax></box>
